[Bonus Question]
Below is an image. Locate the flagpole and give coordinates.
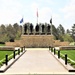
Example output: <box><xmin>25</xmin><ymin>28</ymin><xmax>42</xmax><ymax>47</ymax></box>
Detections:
<box><xmin>20</xmin><ymin>17</ymin><xmax>24</xmax><ymax>35</ymax></box>
<box><xmin>51</xmin><ymin>22</ymin><xmax>52</xmax><ymax>35</ymax></box>
<box><xmin>37</xmin><ymin>16</ymin><xmax>38</xmax><ymax>24</ymax></box>
<box><xmin>22</xmin><ymin>20</ymin><xmax>24</xmax><ymax>35</ymax></box>
<box><xmin>50</xmin><ymin>17</ymin><xmax>52</xmax><ymax>35</ymax></box>
<box><xmin>37</xmin><ymin>8</ymin><xmax>38</xmax><ymax>24</ymax></box>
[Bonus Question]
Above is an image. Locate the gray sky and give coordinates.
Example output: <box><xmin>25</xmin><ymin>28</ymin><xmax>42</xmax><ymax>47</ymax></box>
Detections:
<box><xmin>0</xmin><ymin>0</ymin><xmax>75</xmax><ymax>30</ymax></box>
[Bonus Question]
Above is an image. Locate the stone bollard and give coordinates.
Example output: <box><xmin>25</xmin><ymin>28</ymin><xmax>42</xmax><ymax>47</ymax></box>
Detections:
<box><xmin>5</xmin><ymin>55</ymin><xmax>8</xmax><ymax>65</ymax></box>
<box><xmin>13</xmin><ymin>51</ymin><xmax>15</xmax><ymax>59</ymax></box>
<box><xmin>54</xmin><ymin>48</ymin><xmax>56</xmax><ymax>55</ymax></box>
<box><xmin>58</xmin><ymin>50</ymin><xmax>60</xmax><ymax>59</ymax></box>
<box><xmin>49</xmin><ymin>46</ymin><xmax>51</xmax><ymax>51</ymax></box>
<box><xmin>51</xmin><ymin>47</ymin><xmax>53</xmax><ymax>52</ymax></box>
<box><xmin>24</xmin><ymin>46</ymin><xmax>25</xmax><ymax>51</ymax></box>
<box><xmin>65</xmin><ymin>54</ymin><xmax>67</xmax><ymax>65</ymax></box>
<box><xmin>18</xmin><ymin>49</ymin><xmax>20</xmax><ymax>55</ymax></box>
<box><xmin>21</xmin><ymin>47</ymin><xmax>23</xmax><ymax>52</ymax></box>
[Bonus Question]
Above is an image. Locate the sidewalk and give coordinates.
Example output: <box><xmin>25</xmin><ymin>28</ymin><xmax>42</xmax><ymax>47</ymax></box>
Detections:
<box><xmin>2</xmin><ymin>48</ymin><xmax>69</xmax><ymax>74</ymax></box>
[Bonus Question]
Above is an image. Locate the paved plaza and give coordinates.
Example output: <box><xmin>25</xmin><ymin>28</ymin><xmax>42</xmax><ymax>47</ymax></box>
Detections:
<box><xmin>0</xmin><ymin>48</ymin><xmax>70</xmax><ymax>74</ymax></box>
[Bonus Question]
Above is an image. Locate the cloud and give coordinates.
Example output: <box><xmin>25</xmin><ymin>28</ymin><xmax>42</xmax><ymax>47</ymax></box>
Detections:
<box><xmin>61</xmin><ymin>0</ymin><xmax>75</xmax><ymax>20</ymax></box>
<box><xmin>0</xmin><ymin>0</ymin><xmax>22</xmax><ymax>25</ymax></box>
<box><xmin>39</xmin><ymin>7</ymin><xmax>52</xmax><ymax>23</ymax></box>
<box><xmin>52</xmin><ymin>13</ymin><xmax>61</xmax><ymax>26</ymax></box>
<box><xmin>0</xmin><ymin>0</ymin><xmax>70</xmax><ymax>30</ymax></box>
<box><xmin>60</xmin><ymin>0</ymin><xmax>75</xmax><ymax>29</ymax></box>
<box><xmin>30</xmin><ymin>2</ymin><xmax>52</xmax><ymax>26</ymax></box>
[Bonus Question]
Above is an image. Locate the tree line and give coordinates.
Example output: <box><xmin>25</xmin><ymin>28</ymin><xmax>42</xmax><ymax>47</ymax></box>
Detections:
<box><xmin>0</xmin><ymin>22</ymin><xmax>75</xmax><ymax>43</ymax></box>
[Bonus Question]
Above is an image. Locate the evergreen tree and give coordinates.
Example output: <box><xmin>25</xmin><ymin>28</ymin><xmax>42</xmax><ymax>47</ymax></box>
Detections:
<box><xmin>71</xmin><ymin>24</ymin><xmax>75</xmax><ymax>41</ymax></box>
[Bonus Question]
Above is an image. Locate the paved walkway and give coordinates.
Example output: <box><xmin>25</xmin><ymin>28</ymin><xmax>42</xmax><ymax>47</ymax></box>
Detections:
<box><xmin>3</xmin><ymin>48</ymin><xmax>69</xmax><ymax>74</ymax></box>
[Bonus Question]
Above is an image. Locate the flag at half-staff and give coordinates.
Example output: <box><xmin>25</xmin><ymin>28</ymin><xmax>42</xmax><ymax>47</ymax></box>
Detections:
<box><xmin>20</xmin><ymin>18</ymin><xmax>23</xmax><ymax>24</ymax></box>
<box><xmin>20</xmin><ymin>17</ymin><xmax>24</xmax><ymax>35</ymax></box>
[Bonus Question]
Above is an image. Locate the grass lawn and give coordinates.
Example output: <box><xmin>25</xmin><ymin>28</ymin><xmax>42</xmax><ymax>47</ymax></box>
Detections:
<box><xmin>60</xmin><ymin>50</ymin><xmax>75</xmax><ymax>61</ymax></box>
<box><xmin>0</xmin><ymin>51</ymin><xmax>13</xmax><ymax>60</ymax></box>
<box><xmin>0</xmin><ymin>44</ymin><xmax>5</xmax><ymax>46</ymax></box>
<box><xmin>0</xmin><ymin>51</ymin><xmax>13</xmax><ymax>66</ymax></box>
<box><xmin>55</xmin><ymin>50</ymin><xmax>75</xmax><ymax>68</ymax></box>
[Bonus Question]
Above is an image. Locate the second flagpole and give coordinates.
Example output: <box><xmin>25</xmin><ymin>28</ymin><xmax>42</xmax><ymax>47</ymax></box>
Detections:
<box><xmin>37</xmin><ymin>8</ymin><xmax>38</xmax><ymax>24</ymax></box>
<box><xmin>22</xmin><ymin>16</ymin><xmax>24</xmax><ymax>35</ymax></box>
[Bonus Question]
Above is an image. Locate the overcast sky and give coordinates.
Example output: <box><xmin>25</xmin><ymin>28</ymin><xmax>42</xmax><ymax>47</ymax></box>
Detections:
<box><xmin>0</xmin><ymin>0</ymin><xmax>75</xmax><ymax>29</ymax></box>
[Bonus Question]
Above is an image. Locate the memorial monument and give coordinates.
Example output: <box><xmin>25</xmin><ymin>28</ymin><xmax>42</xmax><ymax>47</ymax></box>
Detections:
<box><xmin>47</xmin><ymin>24</ymin><xmax>51</xmax><ymax>35</ymax></box>
<box><xmin>41</xmin><ymin>24</ymin><xmax>45</xmax><ymax>35</ymax></box>
<box><xmin>24</xmin><ymin>24</ymin><xmax>27</xmax><ymax>34</ymax></box>
<box><xmin>35</xmin><ymin>24</ymin><xmax>39</xmax><ymax>35</ymax></box>
<box><xmin>6</xmin><ymin>22</ymin><xmax>69</xmax><ymax>47</ymax></box>
<box><xmin>5</xmin><ymin>22</ymin><xmax>55</xmax><ymax>47</ymax></box>
<box><xmin>30</xmin><ymin>23</ymin><xmax>33</xmax><ymax>35</ymax></box>
<box><xmin>16</xmin><ymin>23</ymin><xmax>54</xmax><ymax>47</ymax></box>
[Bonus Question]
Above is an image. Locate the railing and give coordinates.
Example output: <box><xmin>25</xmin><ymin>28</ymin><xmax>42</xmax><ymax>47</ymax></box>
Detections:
<box><xmin>0</xmin><ymin>46</ymin><xmax>26</xmax><ymax>67</ymax></box>
<box><xmin>49</xmin><ymin>46</ymin><xmax>75</xmax><ymax>67</ymax></box>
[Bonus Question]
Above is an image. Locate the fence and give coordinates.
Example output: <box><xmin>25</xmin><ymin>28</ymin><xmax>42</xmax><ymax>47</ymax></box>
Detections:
<box><xmin>0</xmin><ymin>46</ymin><xmax>26</xmax><ymax>67</ymax></box>
<box><xmin>49</xmin><ymin>46</ymin><xmax>75</xmax><ymax>66</ymax></box>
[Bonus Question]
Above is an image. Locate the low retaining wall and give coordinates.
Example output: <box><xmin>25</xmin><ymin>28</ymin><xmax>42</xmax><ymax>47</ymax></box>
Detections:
<box><xmin>60</xmin><ymin>42</ymin><xmax>70</xmax><ymax>46</ymax></box>
<box><xmin>20</xmin><ymin>35</ymin><xmax>54</xmax><ymax>47</ymax></box>
<box><xmin>54</xmin><ymin>40</ymin><xmax>60</xmax><ymax>47</ymax></box>
<box><xmin>0</xmin><ymin>46</ymin><xmax>15</xmax><ymax>50</ymax></box>
<box><xmin>6</xmin><ymin>35</ymin><xmax>54</xmax><ymax>47</ymax></box>
<box><xmin>5</xmin><ymin>35</ymin><xmax>70</xmax><ymax>47</ymax></box>
<box><xmin>59</xmin><ymin>46</ymin><xmax>75</xmax><ymax>50</ymax></box>
<box><xmin>54</xmin><ymin>40</ymin><xmax>69</xmax><ymax>47</ymax></box>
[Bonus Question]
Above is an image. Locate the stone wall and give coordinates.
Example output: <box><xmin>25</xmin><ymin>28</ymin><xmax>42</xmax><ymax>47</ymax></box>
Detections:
<box><xmin>53</xmin><ymin>40</ymin><xmax>69</xmax><ymax>47</ymax></box>
<box><xmin>53</xmin><ymin>40</ymin><xmax>60</xmax><ymax>47</ymax></box>
<box><xmin>5</xmin><ymin>35</ymin><xmax>70</xmax><ymax>47</ymax></box>
<box><xmin>6</xmin><ymin>35</ymin><xmax>54</xmax><ymax>47</ymax></box>
<box><xmin>20</xmin><ymin>35</ymin><xmax>54</xmax><ymax>47</ymax></box>
<box><xmin>60</xmin><ymin>42</ymin><xmax>70</xmax><ymax>46</ymax></box>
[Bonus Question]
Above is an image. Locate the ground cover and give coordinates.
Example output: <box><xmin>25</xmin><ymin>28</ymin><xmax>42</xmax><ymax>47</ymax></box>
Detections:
<box><xmin>0</xmin><ymin>50</ymin><xmax>19</xmax><ymax>67</ymax></box>
<box><xmin>0</xmin><ymin>51</ymin><xmax>13</xmax><ymax>66</ymax></box>
<box><xmin>0</xmin><ymin>51</ymin><xmax>13</xmax><ymax>60</ymax></box>
<box><xmin>59</xmin><ymin>50</ymin><xmax>75</xmax><ymax>68</ymax></box>
<box><xmin>60</xmin><ymin>50</ymin><xmax>75</xmax><ymax>61</ymax></box>
<box><xmin>0</xmin><ymin>44</ymin><xmax>5</xmax><ymax>46</ymax></box>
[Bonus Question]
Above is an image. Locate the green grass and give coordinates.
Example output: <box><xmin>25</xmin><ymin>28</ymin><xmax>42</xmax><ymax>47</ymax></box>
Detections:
<box><xmin>0</xmin><ymin>44</ymin><xmax>5</xmax><ymax>46</ymax></box>
<box><xmin>60</xmin><ymin>50</ymin><xmax>75</xmax><ymax>68</ymax></box>
<box><xmin>0</xmin><ymin>51</ymin><xmax>13</xmax><ymax>67</ymax></box>
<box><xmin>0</xmin><ymin>51</ymin><xmax>13</xmax><ymax>60</ymax></box>
<box><xmin>60</xmin><ymin>50</ymin><xmax>75</xmax><ymax>61</ymax></box>
<box><xmin>0</xmin><ymin>49</ymin><xmax>22</xmax><ymax>67</ymax></box>
<box><xmin>0</xmin><ymin>50</ymin><xmax>19</xmax><ymax>66</ymax></box>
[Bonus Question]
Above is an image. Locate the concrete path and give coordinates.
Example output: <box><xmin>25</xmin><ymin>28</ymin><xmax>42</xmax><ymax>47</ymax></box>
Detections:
<box><xmin>3</xmin><ymin>48</ymin><xmax>68</xmax><ymax>74</ymax></box>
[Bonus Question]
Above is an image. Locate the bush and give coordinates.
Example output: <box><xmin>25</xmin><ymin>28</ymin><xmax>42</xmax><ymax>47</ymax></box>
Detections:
<box><xmin>0</xmin><ymin>42</ymin><xmax>5</xmax><ymax>44</ymax></box>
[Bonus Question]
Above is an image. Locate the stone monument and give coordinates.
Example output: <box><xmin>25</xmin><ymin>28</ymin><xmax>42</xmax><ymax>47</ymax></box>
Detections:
<box><xmin>5</xmin><ymin>24</ymin><xmax>55</xmax><ymax>47</ymax></box>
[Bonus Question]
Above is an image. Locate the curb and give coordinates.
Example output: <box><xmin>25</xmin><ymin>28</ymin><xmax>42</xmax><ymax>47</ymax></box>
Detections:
<box><xmin>48</xmin><ymin>51</ymin><xmax>75</xmax><ymax>72</ymax></box>
<box><xmin>0</xmin><ymin>50</ymin><xmax>26</xmax><ymax>73</ymax></box>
